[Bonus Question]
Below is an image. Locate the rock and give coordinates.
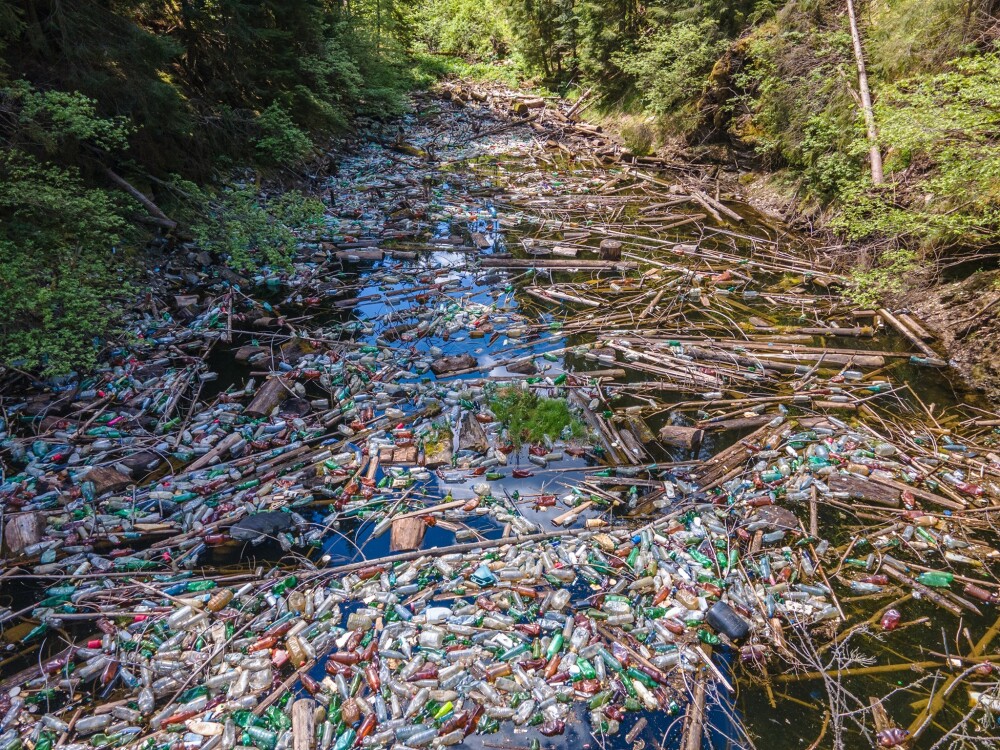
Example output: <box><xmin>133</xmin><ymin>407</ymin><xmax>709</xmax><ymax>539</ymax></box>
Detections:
<box><xmin>230</xmin><ymin>511</ymin><xmax>295</xmax><ymax>542</ymax></box>
<box><xmin>458</xmin><ymin>411</ymin><xmax>489</xmax><ymax>453</ymax></box>
<box><xmin>429</xmin><ymin>353</ymin><xmax>477</xmax><ymax>376</ymax></box>
<box><xmin>3</xmin><ymin>512</ymin><xmax>42</xmax><ymax>556</ymax></box>
<box><xmin>84</xmin><ymin>465</ymin><xmax>133</xmax><ymax>494</ymax></box>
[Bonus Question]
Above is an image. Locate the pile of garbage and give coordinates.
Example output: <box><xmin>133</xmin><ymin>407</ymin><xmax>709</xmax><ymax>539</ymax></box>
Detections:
<box><xmin>5</xmin><ymin>84</ymin><xmax>1000</xmax><ymax>750</ymax></box>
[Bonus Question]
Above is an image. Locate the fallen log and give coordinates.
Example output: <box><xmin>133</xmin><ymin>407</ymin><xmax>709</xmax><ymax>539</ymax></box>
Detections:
<box><xmin>245</xmin><ymin>376</ymin><xmax>290</xmax><ymax>418</ymax></box>
<box><xmin>479</xmin><ymin>258</ymin><xmax>636</xmax><ymax>270</ymax></box>
<box><xmin>658</xmin><ymin>425</ymin><xmax>705</xmax><ymax>451</ymax></box>
<box><xmin>697</xmin><ymin>415</ymin><xmax>773</xmax><ymax>432</ymax></box>
<box><xmin>878</xmin><ymin>308</ymin><xmax>939</xmax><ymax>359</ymax></box>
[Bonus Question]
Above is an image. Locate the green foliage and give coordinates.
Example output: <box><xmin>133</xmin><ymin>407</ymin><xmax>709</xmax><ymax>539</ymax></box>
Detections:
<box><xmin>733</xmin><ymin>0</ymin><xmax>1000</xmax><ymax>253</ymax></box>
<box><xmin>191</xmin><ymin>187</ymin><xmax>325</xmax><ymax>272</ymax></box>
<box><xmin>620</xmin><ymin>118</ymin><xmax>655</xmax><ymax>155</ymax></box>
<box><xmin>846</xmin><ymin>247</ymin><xmax>918</xmax><ymax>307</ymax></box>
<box><xmin>255</xmin><ymin>103</ymin><xmax>314</xmax><ymax>166</ymax></box>
<box><xmin>825</xmin><ymin>50</ymin><xmax>1000</xmax><ymax>251</ymax></box>
<box><xmin>488</xmin><ymin>386</ymin><xmax>585</xmax><ymax>447</ymax></box>
<box><xmin>613</xmin><ymin>20</ymin><xmax>724</xmax><ymax>116</ymax></box>
<box><xmin>875</xmin><ymin>52</ymin><xmax>1000</xmax><ymax>249</ymax></box>
<box><xmin>418</xmin><ymin>0</ymin><xmax>513</xmax><ymax>59</ymax></box>
<box><xmin>0</xmin><ymin>0</ymin><xmax>426</xmax><ymax>376</ymax></box>
<box><xmin>868</xmin><ymin>0</ymin><xmax>970</xmax><ymax>81</ymax></box>
<box><xmin>503</xmin><ymin>0</ymin><xmax>566</xmax><ymax>81</ymax></box>
<box><xmin>413</xmin><ymin>53</ymin><xmax>530</xmax><ymax>89</ymax></box>
<box><xmin>0</xmin><ymin>151</ymin><xmax>133</xmax><ymax>374</ymax></box>
<box><xmin>11</xmin><ymin>83</ymin><xmax>133</xmax><ymax>153</ymax></box>
<box><xmin>733</xmin><ymin>18</ymin><xmax>857</xmax><ymax>169</ymax></box>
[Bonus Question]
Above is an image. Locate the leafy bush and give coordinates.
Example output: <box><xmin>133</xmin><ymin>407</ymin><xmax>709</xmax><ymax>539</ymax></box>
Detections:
<box><xmin>12</xmin><ymin>83</ymin><xmax>133</xmax><ymax>153</ymax></box>
<box><xmin>0</xmin><ymin>151</ymin><xmax>133</xmax><ymax>375</ymax></box>
<box><xmin>873</xmin><ymin>50</ymin><xmax>1000</xmax><ymax>248</ymax></box>
<box><xmin>254</xmin><ymin>103</ymin><xmax>314</xmax><ymax>166</ymax></box>
<box><xmin>613</xmin><ymin>20</ymin><xmax>725</xmax><ymax>116</ymax></box>
<box><xmin>620</xmin><ymin>118</ymin><xmax>655</xmax><ymax>156</ymax></box>
<box><xmin>846</xmin><ymin>247</ymin><xmax>918</xmax><ymax>307</ymax></box>
<box><xmin>868</xmin><ymin>0</ymin><xmax>970</xmax><ymax>81</ymax></box>
<box><xmin>191</xmin><ymin>187</ymin><xmax>325</xmax><ymax>271</ymax></box>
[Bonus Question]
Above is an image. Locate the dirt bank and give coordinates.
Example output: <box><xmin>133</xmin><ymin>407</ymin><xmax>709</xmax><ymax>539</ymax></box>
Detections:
<box><xmin>908</xmin><ymin>271</ymin><xmax>1000</xmax><ymax>403</ymax></box>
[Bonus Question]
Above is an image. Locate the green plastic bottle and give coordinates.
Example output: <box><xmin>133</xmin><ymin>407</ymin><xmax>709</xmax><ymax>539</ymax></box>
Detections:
<box><xmin>577</xmin><ymin>657</ymin><xmax>597</xmax><ymax>680</ymax></box>
<box><xmin>916</xmin><ymin>570</ymin><xmax>954</xmax><ymax>588</ymax></box>
<box><xmin>244</xmin><ymin>725</ymin><xmax>277</xmax><ymax>750</ymax></box>
<box><xmin>332</xmin><ymin>729</ymin><xmax>356</xmax><ymax>750</ymax></box>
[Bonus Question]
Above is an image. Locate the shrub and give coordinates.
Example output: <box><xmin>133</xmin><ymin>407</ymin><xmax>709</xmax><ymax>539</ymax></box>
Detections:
<box><xmin>191</xmin><ymin>186</ymin><xmax>326</xmax><ymax>271</ymax></box>
<box><xmin>0</xmin><ymin>151</ymin><xmax>134</xmax><ymax>375</ymax></box>
<box><xmin>613</xmin><ymin>20</ymin><xmax>725</xmax><ymax>116</ymax></box>
<box><xmin>488</xmin><ymin>386</ymin><xmax>585</xmax><ymax>447</ymax></box>
<box><xmin>846</xmin><ymin>246</ymin><xmax>918</xmax><ymax>307</ymax></box>
<box><xmin>254</xmin><ymin>103</ymin><xmax>314</xmax><ymax>166</ymax></box>
<box><xmin>620</xmin><ymin>118</ymin><xmax>655</xmax><ymax>156</ymax></box>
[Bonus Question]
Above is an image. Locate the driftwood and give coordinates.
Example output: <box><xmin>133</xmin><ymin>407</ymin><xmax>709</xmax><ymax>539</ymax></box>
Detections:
<box><xmin>878</xmin><ymin>308</ymin><xmax>939</xmax><ymax>360</ymax></box>
<box><xmin>658</xmin><ymin>425</ymin><xmax>705</xmax><ymax>450</ymax></box>
<box><xmin>292</xmin><ymin>699</ymin><xmax>315</xmax><ymax>750</ymax></box>
<box><xmin>245</xmin><ymin>376</ymin><xmax>290</xmax><ymax>418</ymax></box>
<box><xmin>2</xmin><ymin>512</ymin><xmax>42</xmax><ymax>555</ymax></box>
<box><xmin>390</xmin><ymin>517</ymin><xmax>427</xmax><ymax>552</ymax></box>
<box><xmin>599</xmin><ymin>239</ymin><xmax>622</xmax><ymax>260</ymax></box>
<box><xmin>479</xmin><ymin>257</ymin><xmax>636</xmax><ymax>271</ymax></box>
<box><xmin>697</xmin><ymin>415</ymin><xmax>773</xmax><ymax>432</ymax></box>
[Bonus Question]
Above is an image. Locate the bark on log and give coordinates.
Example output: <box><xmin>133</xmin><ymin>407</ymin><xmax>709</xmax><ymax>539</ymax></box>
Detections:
<box><xmin>102</xmin><ymin>167</ymin><xmax>177</xmax><ymax>228</ymax></box>
<box><xmin>3</xmin><ymin>512</ymin><xmax>42</xmax><ymax>556</ymax></box>
<box><xmin>697</xmin><ymin>415</ymin><xmax>773</xmax><ymax>432</ymax></box>
<box><xmin>186</xmin><ymin>431</ymin><xmax>245</xmax><ymax>472</ymax></box>
<box><xmin>599</xmin><ymin>239</ymin><xmax>622</xmax><ymax>260</ymax></box>
<box><xmin>292</xmin><ymin>699</ymin><xmax>315</xmax><ymax>750</ymax></box>
<box><xmin>391</xmin><ymin>517</ymin><xmax>427</xmax><ymax>552</ymax></box>
<box><xmin>245</xmin><ymin>377</ymin><xmax>290</xmax><ymax>418</ymax></box>
<box><xmin>479</xmin><ymin>258</ymin><xmax>636</xmax><ymax>270</ymax></box>
<box><xmin>846</xmin><ymin>0</ymin><xmax>884</xmax><ymax>184</ymax></box>
<box><xmin>658</xmin><ymin>425</ymin><xmax>705</xmax><ymax>450</ymax></box>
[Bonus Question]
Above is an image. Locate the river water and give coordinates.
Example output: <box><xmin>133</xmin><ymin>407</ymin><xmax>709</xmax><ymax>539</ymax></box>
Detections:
<box><xmin>303</xmin><ymin>95</ymin><xmax>1000</xmax><ymax>748</ymax></box>
<box><xmin>3</xmin><ymin>90</ymin><xmax>999</xmax><ymax>750</ymax></box>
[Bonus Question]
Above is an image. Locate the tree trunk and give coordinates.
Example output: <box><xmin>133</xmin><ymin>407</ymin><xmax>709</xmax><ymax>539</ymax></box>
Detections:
<box><xmin>102</xmin><ymin>167</ymin><xmax>178</xmax><ymax>228</ymax></box>
<box><xmin>846</xmin><ymin>0</ymin><xmax>884</xmax><ymax>185</ymax></box>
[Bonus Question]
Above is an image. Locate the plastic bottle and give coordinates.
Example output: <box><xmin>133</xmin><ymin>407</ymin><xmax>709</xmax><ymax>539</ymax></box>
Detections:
<box><xmin>916</xmin><ymin>570</ymin><xmax>954</xmax><ymax>588</ymax></box>
<box><xmin>879</xmin><ymin>609</ymin><xmax>901</xmax><ymax>631</ymax></box>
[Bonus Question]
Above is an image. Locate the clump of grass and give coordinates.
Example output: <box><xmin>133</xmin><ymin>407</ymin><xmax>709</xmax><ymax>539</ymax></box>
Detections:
<box><xmin>488</xmin><ymin>386</ymin><xmax>585</xmax><ymax>448</ymax></box>
<box><xmin>620</xmin><ymin>118</ymin><xmax>656</xmax><ymax>156</ymax></box>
